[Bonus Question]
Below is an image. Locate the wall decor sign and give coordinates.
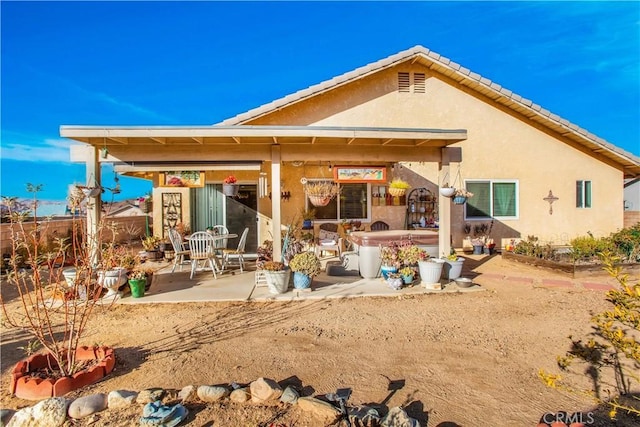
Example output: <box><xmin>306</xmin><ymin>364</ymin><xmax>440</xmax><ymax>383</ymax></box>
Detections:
<box><xmin>161</xmin><ymin>171</ymin><xmax>205</xmax><ymax>188</ymax></box>
<box><xmin>333</xmin><ymin>166</ymin><xmax>387</xmax><ymax>183</ymax></box>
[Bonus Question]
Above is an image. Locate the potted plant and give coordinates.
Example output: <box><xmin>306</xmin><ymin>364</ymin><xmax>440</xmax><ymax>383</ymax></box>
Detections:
<box><xmin>222</xmin><ymin>175</ymin><xmax>239</xmax><ymax>197</ymax></box>
<box><xmin>303</xmin><ymin>180</ymin><xmax>339</xmax><ymax>207</ymax></box>
<box><xmin>98</xmin><ymin>244</ymin><xmax>136</xmax><ymax>298</ymax></box>
<box><xmin>380</xmin><ymin>241</ymin><xmax>402</xmax><ymax>279</ymax></box>
<box><xmin>141</xmin><ymin>235</ymin><xmax>162</xmax><ymax>260</ymax></box>
<box><xmin>388</xmin><ymin>178</ymin><xmax>410</xmax><ymax>197</ymax></box>
<box><xmin>452</xmin><ymin>188</ymin><xmax>474</xmax><ymax>205</ymax></box>
<box><xmin>262</xmin><ymin>261</ymin><xmax>290</xmax><ymax>294</ymax></box>
<box><xmin>288</xmin><ymin>251</ymin><xmax>322</xmax><ymax>289</ymax></box>
<box><xmin>137</xmin><ymin>194</ymin><xmax>152</xmax><ymax>213</ymax></box>
<box><xmin>417</xmin><ymin>250</ymin><xmax>445</xmax><ymax>288</ymax></box>
<box><xmin>301</xmin><ymin>208</ymin><xmax>316</xmax><ymax>229</ymax></box>
<box><xmin>442</xmin><ymin>250</ymin><xmax>465</xmax><ymax>280</ymax></box>
<box><xmin>399</xmin><ymin>266</ymin><xmax>416</xmax><ymax>285</ymax></box>
<box><xmin>127</xmin><ymin>268</ymin><xmax>147</xmax><ymax>298</ymax></box>
<box><xmin>398</xmin><ymin>244</ymin><xmax>423</xmax><ymax>267</ymax></box>
<box><xmin>471</xmin><ymin>237</ymin><xmax>485</xmax><ymax>255</ymax></box>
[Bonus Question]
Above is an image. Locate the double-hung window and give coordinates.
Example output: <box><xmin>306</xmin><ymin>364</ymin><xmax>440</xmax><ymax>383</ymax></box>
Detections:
<box><xmin>576</xmin><ymin>180</ymin><xmax>592</xmax><ymax>208</ymax></box>
<box><xmin>465</xmin><ymin>180</ymin><xmax>518</xmax><ymax>220</ymax></box>
<box><xmin>308</xmin><ymin>181</ymin><xmax>369</xmax><ymax>221</ymax></box>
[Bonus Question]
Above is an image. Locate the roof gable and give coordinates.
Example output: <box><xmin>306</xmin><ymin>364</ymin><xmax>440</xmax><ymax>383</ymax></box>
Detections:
<box><xmin>217</xmin><ymin>45</ymin><xmax>639</xmax><ymax>177</ymax></box>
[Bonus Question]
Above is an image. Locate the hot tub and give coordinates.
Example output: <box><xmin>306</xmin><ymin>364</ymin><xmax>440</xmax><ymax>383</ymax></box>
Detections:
<box><xmin>348</xmin><ymin>230</ymin><xmax>439</xmax><ymax>279</ymax></box>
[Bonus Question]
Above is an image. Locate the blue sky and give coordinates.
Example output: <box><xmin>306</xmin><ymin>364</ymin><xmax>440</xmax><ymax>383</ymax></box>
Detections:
<box><xmin>2</xmin><ymin>1</ymin><xmax>639</xmax><ymax>203</ymax></box>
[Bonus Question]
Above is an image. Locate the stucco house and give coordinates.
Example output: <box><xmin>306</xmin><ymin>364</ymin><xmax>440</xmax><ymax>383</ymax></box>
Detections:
<box><xmin>61</xmin><ymin>45</ymin><xmax>640</xmax><ymax>261</ymax></box>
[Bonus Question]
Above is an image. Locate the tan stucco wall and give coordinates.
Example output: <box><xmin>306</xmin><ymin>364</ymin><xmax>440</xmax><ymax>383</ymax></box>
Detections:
<box><xmin>245</xmin><ymin>63</ymin><xmax>625</xmax><ymax>247</ymax></box>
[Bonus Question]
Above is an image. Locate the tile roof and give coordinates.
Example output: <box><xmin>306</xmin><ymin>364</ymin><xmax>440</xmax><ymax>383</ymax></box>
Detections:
<box><xmin>217</xmin><ymin>45</ymin><xmax>639</xmax><ymax>177</ymax></box>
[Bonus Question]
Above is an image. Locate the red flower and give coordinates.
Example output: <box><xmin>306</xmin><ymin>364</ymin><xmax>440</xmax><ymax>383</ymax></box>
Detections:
<box><xmin>223</xmin><ymin>175</ymin><xmax>237</xmax><ymax>184</ymax></box>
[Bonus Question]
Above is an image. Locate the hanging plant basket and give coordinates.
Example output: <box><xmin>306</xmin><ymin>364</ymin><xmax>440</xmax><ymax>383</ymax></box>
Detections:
<box><xmin>222</xmin><ymin>183</ymin><xmax>239</xmax><ymax>197</ymax></box>
<box><xmin>308</xmin><ymin>195</ymin><xmax>332</xmax><ymax>207</ymax></box>
<box><xmin>304</xmin><ymin>180</ymin><xmax>339</xmax><ymax>207</ymax></box>
<box><xmin>439</xmin><ymin>187</ymin><xmax>456</xmax><ymax>197</ymax></box>
<box><xmin>452</xmin><ymin>195</ymin><xmax>467</xmax><ymax>205</ymax></box>
<box><xmin>388</xmin><ymin>187</ymin><xmax>406</xmax><ymax>197</ymax></box>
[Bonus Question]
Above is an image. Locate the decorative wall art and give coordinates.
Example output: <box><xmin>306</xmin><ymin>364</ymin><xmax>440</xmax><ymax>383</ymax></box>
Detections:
<box><xmin>333</xmin><ymin>166</ymin><xmax>387</xmax><ymax>183</ymax></box>
<box><xmin>160</xmin><ymin>171</ymin><xmax>205</xmax><ymax>188</ymax></box>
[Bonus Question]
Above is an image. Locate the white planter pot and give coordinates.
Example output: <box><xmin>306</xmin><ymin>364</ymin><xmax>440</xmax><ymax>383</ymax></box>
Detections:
<box><xmin>439</xmin><ymin>187</ymin><xmax>455</xmax><ymax>197</ymax></box>
<box><xmin>443</xmin><ymin>257</ymin><xmax>465</xmax><ymax>280</ymax></box>
<box><xmin>265</xmin><ymin>270</ymin><xmax>291</xmax><ymax>294</ymax></box>
<box><xmin>97</xmin><ymin>268</ymin><xmax>127</xmax><ymax>298</ymax></box>
<box><xmin>418</xmin><ymin>259</ymin><xmax>445</xmax><ymax>286</ymax></box>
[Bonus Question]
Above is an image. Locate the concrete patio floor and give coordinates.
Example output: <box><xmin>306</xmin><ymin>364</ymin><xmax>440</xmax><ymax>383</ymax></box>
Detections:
<box><xmin>118</xmin><ymin>256</ymin><xmax>485</xmax><ymax>304</ymax></box>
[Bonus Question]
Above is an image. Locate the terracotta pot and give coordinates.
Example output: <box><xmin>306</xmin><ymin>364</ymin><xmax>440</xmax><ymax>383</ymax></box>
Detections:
<box><xmin>11</xmin><ymin>346</ymin><xmax>116</xmax><ymax>400</ymax></box>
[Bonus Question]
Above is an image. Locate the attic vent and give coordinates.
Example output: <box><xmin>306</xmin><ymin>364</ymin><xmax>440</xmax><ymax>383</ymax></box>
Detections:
<box><xmin>398</xmin><ymin>72</ymin><xmax>410</xmax><ymax>93</ymax></box>
<box><xmin>414</xmin><ymin>73</ymin><xmax>426</xmax><ymax>93</ymax></box>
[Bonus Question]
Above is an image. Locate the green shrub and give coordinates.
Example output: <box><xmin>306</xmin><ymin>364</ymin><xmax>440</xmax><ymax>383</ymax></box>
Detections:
<box><xmin>610</xmin><ymin>223</ymin><xmax>640</xmax><ymax>262</ymax></box>
<box><xmin>570</xmin><ymin>234</ymin><xmax>616</xmax><ymax>262</ymax></box>
<box><xmin>513</xmin><ymin>235</ymin><xmax>556</xmax><ymax>259</ymax></box>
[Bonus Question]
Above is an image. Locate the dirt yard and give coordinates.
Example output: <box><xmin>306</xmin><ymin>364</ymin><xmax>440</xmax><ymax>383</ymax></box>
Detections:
<box><xmin>1</xmin><ymin>256</ymin><xmax>637</xmax><ymax>426</ymax></box>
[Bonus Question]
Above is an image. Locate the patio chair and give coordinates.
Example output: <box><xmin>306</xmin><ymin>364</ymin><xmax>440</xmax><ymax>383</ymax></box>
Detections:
<box><xmin>168</xmin><ymin>228</ymin><xmax>190</xmax><ymax>273</ymax></box>
<box><xmin>315</xmin><ymin>223</ymin><xmax>342</xmax><ymax>258</ymax></box>
<box><xmin>188</xmin><ymin>231</ymin><xmax>219</xmax><ymax>280</ymax></box>
<box><xmin>370</xmin><ymin>221</ymin><xmax>389</xmax><ymax>231</ymax></box>
<box><xmin>222</xmin><ymin>227</ymin><xmax>249</xmax><ymax>273</ymax></box>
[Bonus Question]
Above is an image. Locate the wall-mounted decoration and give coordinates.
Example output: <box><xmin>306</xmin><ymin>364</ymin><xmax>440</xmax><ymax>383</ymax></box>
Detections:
<box><xmin>160</xmin><ymin>171</ymin><xmax>204</xmax><ymax>188</ymax></box>
<box><xmin>162</xmin><ymin>193</ymin><xmax>182</xmax><ymax>238</ymax></box>
<box><xmin>333</xmin><ymin>166</ymin><xmax>387</xmax><ymax>183</ymax></box>
<box><xmin>543</xmin><ymin>190</ymin><xmax>559</xmax><ymax>215</ymax></box>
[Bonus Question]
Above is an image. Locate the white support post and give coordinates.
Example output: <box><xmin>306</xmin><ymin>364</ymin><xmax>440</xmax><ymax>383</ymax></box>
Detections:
<box><xmin>86</xmin><ymin>147</ymin><xmax>102</xmax><ymax>266</ymax></box>
<box><xmin>271</xmin><ymin>146</ymin><xmax>282</xmax><ymax>262</ymax></box>
<box><xmin>438</xmin><ymin>154</ymin><xmax>452</xmax><ymax>258</ymax></box>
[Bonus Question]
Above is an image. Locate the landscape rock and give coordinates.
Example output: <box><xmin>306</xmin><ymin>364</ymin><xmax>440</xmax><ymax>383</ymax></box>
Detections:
<box><xmin>0</xmin><ymin>409</ymin><xmax>16</xmax><ymax>426</ymax></box>
<box><xmin>229</xmin><ymin>388</ymin><xmax>251</xmax><ymax>403</ymax></box>
<box><xmin>196</xmin><ymin>385</ymin><xmax>229</xmax><ymax>403</ymax></box>
<box><xmin>349</xmin><ymin>405</ymin><xmax>381</xmax><ymax>425</ymax></box>
<box><xmin>107</xmin><ymin>390</ymin><xmax>138</xmax><ymax>409</ymax></box>
<box><xmin>67</xmin><ymin>393</ymin><xmax>107</xmax><ymax>419</ymax></box>
<box><xmin>250</xmin><ymin>377</ymin><xmax>283</xmax><ymax>403</ymax></box>
<box><xmin>380</xmin><ymin>406</ymin><xmax>419</xmax><ymax>427</ymax></box>
<box><xmin>177</xmin><ymin>385</ymin><xmax>197</xmax><ymax>403</ymax></box>
<box><xmin>137</xmin><ymin>388</ymin><xmax>165</xmax><ymax>404</ymax></box>
<box><xmin>140</xmin><ymin>400</ymin><xmax>188</xmax><ymax>427</ymax></box>
<box><xmin>7</xmin><ymin>397</ymin><xmax>68</xmax><ymax>427</ymax></box>
<box><xmin>296</xmin><ymin>397</ymin><xmax>341</xmax><ymax>423</ymax></box>
<box><xmin>280</xmin><ymin>386</ymin><xmax>299</xmax><ymax>404</ymax></box>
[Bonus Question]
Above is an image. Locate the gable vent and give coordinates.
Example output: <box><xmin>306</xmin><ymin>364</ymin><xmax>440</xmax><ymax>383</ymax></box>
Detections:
<box><xmin>398</xmin><ymin>72</ymin><xmax>410</xmax><ymax>93</ymax></box>
<box><xmin>414</xmin><ymin>73</ymin><xmax>426</xmax><ymax>93</ymax></box>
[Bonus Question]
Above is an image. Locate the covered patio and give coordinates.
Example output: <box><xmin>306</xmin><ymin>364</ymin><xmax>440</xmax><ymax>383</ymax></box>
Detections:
<box><xmin>61</xmin><ymin>124</ymin><xmax>467</xmax><ymax>260</ymax></box>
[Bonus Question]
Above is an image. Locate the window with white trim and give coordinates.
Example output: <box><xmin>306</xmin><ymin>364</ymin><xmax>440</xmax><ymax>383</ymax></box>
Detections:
<box><xmin>464</xmin><ymin>180</ymin><xmax>518</xmax><ymax>219</ymax></box>
<box><xmin>576</xmin><ymin>180</ymin><xmax>592</xmax><ymax>208</ymax></box>
<box><xmin>307</xmin><ymin>182</ymin><xmax>369</xmax><ymax>221</ymax></box>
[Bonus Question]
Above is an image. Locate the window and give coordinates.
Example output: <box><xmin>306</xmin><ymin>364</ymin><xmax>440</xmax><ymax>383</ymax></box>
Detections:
<box><xmin>576</xmin><ymin>180</ymin><xmax>592</xmax><ymax>208</ymax></box>
<box><xmin>308</xmin><ymin>182</ymin><xmax>369</xmax><ymax>221</ymax></box>
<box><xmin>465</xmin><ymin>180</ymin><xmax>518</xmax><ymax>219</ymax></box>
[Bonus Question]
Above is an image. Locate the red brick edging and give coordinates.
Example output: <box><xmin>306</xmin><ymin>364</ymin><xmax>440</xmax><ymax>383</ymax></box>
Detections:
<box><xmin>10</xmin><ymin>346</ymin><xmax>116</xmax><ymax>400</ymax></box>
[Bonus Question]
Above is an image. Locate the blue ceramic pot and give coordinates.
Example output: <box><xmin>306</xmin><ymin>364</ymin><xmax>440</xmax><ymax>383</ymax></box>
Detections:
<box><xmin>380</xmin><ymin>265</ymin><xmax>398</xmax><ymax>279</ymax></box>
<box><xmin>293</xmin><ymin>271</ymin><xmax>312</xmax><ymax>289</ymax></box>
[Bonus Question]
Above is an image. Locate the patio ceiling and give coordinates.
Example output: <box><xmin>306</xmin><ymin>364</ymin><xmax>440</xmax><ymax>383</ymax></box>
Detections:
<box><xmin>61</xmin><ymin>125</ymin><xmax>467</xmax><ymax>163</ymax></box>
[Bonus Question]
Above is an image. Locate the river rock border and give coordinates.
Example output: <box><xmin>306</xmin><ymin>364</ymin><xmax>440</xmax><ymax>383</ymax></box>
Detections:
<box><xmin>1</xmin><ymin>377</ymin><xmax>420</xmax><ymax>427</ymax></box>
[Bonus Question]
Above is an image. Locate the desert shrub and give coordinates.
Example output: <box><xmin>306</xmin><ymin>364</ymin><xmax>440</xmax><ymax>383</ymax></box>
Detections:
<box><xmin>539</xmin><ymin>252</ymin><xmax>639</xmax><ymax>419</ymax></box>
<box><xmin>610</xmin><ymin>223</ymin><xmax>640</xmax><ymax>262</ymax></box>
<box><xmin>570</xmin><ymin>233</ymin><xmax>616</xmax><ymax>263</ymax></box>
<box><xmin>513</xmin><ymin>235</ymin><xmax>557</xmax><ymax>259</ymax></box>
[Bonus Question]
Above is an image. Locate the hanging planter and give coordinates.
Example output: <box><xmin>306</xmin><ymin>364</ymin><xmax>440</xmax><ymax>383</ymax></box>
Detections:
<box><xmin>222</xmin><ymin>184</ymin><xmax>239</xmax><ymax>197</ymax></box>
<box><xmin>222</xmin><ymin>175</ymin><xmax>239</xmax><ymax>197</ymax></box>
<box><xmin>439</xmin><ymin>187</ymin><xmax>456</xmax><ymax>197</ymax></box>
<box><xmin>452</xmin><ymin>196</ymin><xmax>467</xmax><ymax>205</ymax></box>
<box><xmin>304</xmin><ymin>180</ymin><xmax>339</xmax><ymax>207</ymax></box>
